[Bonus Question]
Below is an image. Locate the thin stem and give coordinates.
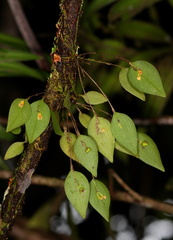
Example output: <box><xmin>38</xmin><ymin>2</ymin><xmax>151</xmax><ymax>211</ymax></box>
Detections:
<box><xmin>77</xmin><ymin>63</ymin><xmax>97</xmax><ymax>116</ymax></box>
<box><xmin>109</xmin><ymin>169</ymin><xmax>173</xmax><ymax>215</ymax></box>
<box><xmin>81</xmin><ymin>67</ymin><xmax>115</xmax><ymax>113</ymax></box>
<box><xmin>109</xmin><ymin>169</ymin><xmax>142</xmax><ymax>202</ymax></box>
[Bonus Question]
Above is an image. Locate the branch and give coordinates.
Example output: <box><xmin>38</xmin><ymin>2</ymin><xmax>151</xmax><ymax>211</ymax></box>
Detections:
<box><xmin>134</xmin><ymin>116</ymin><xmax>173</xmax><ymax>126</ymax></box>
<box><xmin>0</xmin><ymin>170</ymin><xmax>64</xmax><ymax>188</ymax></box>
<box><xmin>109</xmin><ymin>169</ymin><xmax>173</xmax><ymax>215</ymax></box>
<box><xmin>1</xmin><ymin>169</ymin><xmax>173</xmax><ymax>215</ymax></box>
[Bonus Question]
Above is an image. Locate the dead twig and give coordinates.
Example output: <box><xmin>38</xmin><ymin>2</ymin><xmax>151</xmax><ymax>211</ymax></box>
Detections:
<box><xmin>109</xmin><ymin>169</ymin><xmax>173</xmax><ymax>215</ymax></box>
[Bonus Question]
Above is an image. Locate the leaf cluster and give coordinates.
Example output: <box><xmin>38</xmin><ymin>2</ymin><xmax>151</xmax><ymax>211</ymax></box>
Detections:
<box><xmin>4</xmin><ymin>56</ymin><xmax>166</xmax><ymax>221</ymax></box>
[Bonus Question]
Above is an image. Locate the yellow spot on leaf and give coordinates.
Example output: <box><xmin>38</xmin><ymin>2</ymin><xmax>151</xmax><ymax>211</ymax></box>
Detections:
<box><xmin>137</xmin><ymin>69</ymin><xmax>143</xmax><ymax>81</ymax></box>
<box><xmin>85</xmin><ymin>147</ymin><xmax>91</xmax><ymax>153</ymax></box>
<box><xmin>97</xmin><ymin>192</ymin><xmax>106</xmax><ymax>200</ymax></box>
<box><xmin>138</xmin><ymin>70</ymin><xmax>143</xmax><ymax>75</ymax></box>
<box><xmin>101</xmin><ymin>128</ymin><xmax>105</xmax><ymax>132</ymax></box>
<box><xmin>78</xmin><ymin>186</ymin><xmax>85</xmax><ymax>193</ymax></box>
<box><xmin>18</xmin><ymin>100</ymin><xmax>25</xmax><ymax>108</ymax></box>
<box><xmin>37</xmin><ymin>112</ymin><xmax>43</xmax><ymax>120</ymax></box>
<box><xmin>141</xmin><ymin>140</ymin><xmax>149</xmax><ymax>148</ymax></box>
<box><xmin>117</xmin><ymin>120</ymin><xmax>122</xmax><ymax>128</ymax></box>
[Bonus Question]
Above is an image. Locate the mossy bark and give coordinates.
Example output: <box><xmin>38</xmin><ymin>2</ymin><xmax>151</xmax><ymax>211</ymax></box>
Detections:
<box><xmin>0</xmin><ymin>0</ymin><xmax>83</xmax><ymax>238</ymax></box>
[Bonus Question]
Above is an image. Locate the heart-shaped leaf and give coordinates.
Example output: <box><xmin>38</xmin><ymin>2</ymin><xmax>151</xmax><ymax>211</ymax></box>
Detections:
<box><xmin>79</xmin><ymin>112</ymin><xmax>91</xmax><ymax>128</ymax></box>
<box><xmin>137</xmin><ymin>132</ymin><xmax>165</xmax><ymax>171</ymax></box>
<box><xmin>73</xmin><ymin>135</ymin><xmax>98</xmax><ymax>177</ymax></box>
<box><xmin>81</xmin><ymin>91</ymin><xmax>108</xmax><ymax>105</ymax></box>
<box><xmin>89</xmin><ymin>179</ymin><xmax>110</xmax><ymax>222</ymax></box>
<box><xmin>25</xmin><ymin>99</ymin><xmax>50</xmax><ymax>143</ymax></box>
<box><xmin>4</xmin><ymin>141</ymin><xmax>25</xmax><ymax>160</ymax></box>
<box><xmin>59</xmin><ymin>132</ymin><xmax>78</xmax><ymax>161</ymax></box>
<box><xmin>64</xmin><ymin>170</ymin><xmax>90</xmax><ymax>218</ymax></box>
<box><xmin>111</xmin><ymin>112</ymin><xmax>138</xmax><ymax>155</ymax></box>
<box><xmin>88</xmin><ymin>116</ymin><xmax>115</xmax><ymax>162</ymax></box>
<box><xmin>128</xmin><ymin>60</ymin><xmax>166</xmax><ymax>97</ymax></box>
<box><xmin>6</xmin><ymin>98</ymin><xmax>31</xmax><ymax>132</ymax></box>
<box><xmin>119</xmin><ymin>68</ymin><xmax>145</xmax><ymax>101</ymax></box>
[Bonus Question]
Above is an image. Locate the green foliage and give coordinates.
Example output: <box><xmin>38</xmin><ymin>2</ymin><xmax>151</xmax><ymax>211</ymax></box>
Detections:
<box><xmin>60</xmin><ymin>132</ymin><xmax>78</xmax><ymax>161</ymax></box>
<box><xmin>81</xmin><ymin>91</ymin><xmax>108</xmax><ymax>105</ymax></box>
<box><xmin>6</xmin><ymin>98</ymin><xmax>31</xmax><ymax>132</ymax></box>
<box><xmin>4</xmin><ymin>141</ymin><xmax>25</xmax><ymax>160</ymax></box>
<box><xmin>0</xmin><ymin>33</ymin><xmax>28</xmax><ymax>50</ymax></box>
<box><xmin>108</xmin><ymin>0</ymin><xmax>161</xmax><ymax>22</ymax></box>
<box><xmin>88</xmin><ymin>116</ymin><xmax>115</xmax><ymax>163</ymax></box>
<box><xmin>74</xmin><ymin>135</ymin><xmax>98</xmax><ymax>177</ymax></box>
<box><xmin>25</xmin><ymin>100</ymin><xmax>50</xmax><ymax>143</ymax></box>
<box><xmin>89</xmin><ymin>179</ymin><xmax>110</xmax><ymax>221</ymax></box>
<box><xmin>79</xmin><ymin>112</ymin><xmax>91</xmax><ymax>128</ymax></box>
<box><xmin>0</xmin><ymin>33</ymin><xmax>46</xmax><ymax>80</ymax></box>
<box><xmin>137</xmin><ymin>132</ymin><xmax>165</xmax><ymax>171</ymax></box>
<box><xmin>128</xmin><ymin>60</ymin><xmax>166</xmax><ymax>97</ymax></box>
<box><xmin>116</xmin><ymin>20</ymin><xmax>170</xmax><ymax>43</ymax></box>
<box><xmin>0</xmin><ymin>125</ymin><xmax>15</xmax><ymax>141</ymax></box>
<box><xmin>119</xmin><ymin>68</ymin><xmax>146</xmax><ymax>101</ymax></box>
<box><xmin>4</xmin><ymin>58</ymin><xmax>166</xmax><ymax>220</ymax></box>
<box><xmin>65</xmin><ymin>170</ymin><xmax>90</xmax><ymax>218</ymax></box>
<box><xmin>111</xmin><ymin>112</ymin><xmax>138</xmax><ymax>155</ymax></box>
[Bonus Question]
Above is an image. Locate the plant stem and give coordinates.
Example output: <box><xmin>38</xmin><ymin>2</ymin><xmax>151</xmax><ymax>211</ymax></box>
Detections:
<box><xmin>0</xmin><ymin>0</ymin><xmax>83</xmax><ymax>238</ymax></box>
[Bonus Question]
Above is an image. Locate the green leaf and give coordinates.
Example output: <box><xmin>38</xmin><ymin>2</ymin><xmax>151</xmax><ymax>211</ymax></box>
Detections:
<box><xmin>88</xmin><ymin>116</ymin><xmax>115</xmax><ymax>162</ymax></box>
<box><xmin>119</xmin><ymin>68</ymin><xmax>145</xmax><ymax>101</ymax></box>
<box><xmin>0</xmin><ymin>125</ymin><xmax>15</xmax><ymax>141</ymax></box>
<box><xmin>11</xmin><ymin>127</ymin><xmax>22</xmax><ymax>135</ymax></box>
<box><xmin>0</xmin><ymin>49</ymin><xmax>40</xmax><ymax>62</ymax></box>
<box><xmin>89</xmin><ymin>179</ymin><xmax>110</xmax><ymax>221</ymax></box>
<box><xmin>0</xmin><ymin>62</ymin><xmax>45</xmax><ymax>80</ymax></box>
<box><xmin>25</xmin><ymin>100</ymin><xmax>50</xmax><ymax>143</ymax></box>
<box><xmin>64</xmin><ymin>170</ymin><xmax>90</xmax><ymax>218</ymax></box>
<box><xmin>6</xmin><ymin>98</ymin><xmax>31</xmax><ymax>132</ymax></box>
<box><xmin>108</xmin><ymin>0</ymin><xmax>162</xmax><ymax>22</ymax></box>
<box><xmin>137</xmin><ymin>132</ymin><xmax>165</xmax><ymax>171</ymax></box>
<box><xmin>111</xmin><ymin>112</ymin><xmax>138</xmax><ymax>155</ymax></box>
<box><xmin>59</xmin><ymin>132</ymin><xmax>78</xmax><ymax>161</ymax></box>
<box><xmin>73</xmin><ymin>135</ymin><xmax>98</xmax><ymax>177</ymax></box>
<box><xmin>81</xmin><ymin>91</ymin><xmax>108</xmax><ymax>105</ymax></box>
<box><xmin>0</xmin><ymin>33</ymin><xmax>27</xmax><ymax>50</ymax></box>
<box><xmin>79</xmin><ymin>112</ymin><xmax>91</xmax><ymax>128</ymax></box>
<box><xmin>115</xmin><ymin>141</ymin><xmax>135</xmax><ymax>156</ymax></box>
<box><xmin>51</xmin><ymin>111</ymin><xmax>63</xmax><ymax>136</ymax></box>
<box><xmin>128</xmin><ymin>60</ymin><xmax>166</xmax><ymax>97</ymax></box>
<box><xmin>117</xmin><ymin>20</ymin><xmax>170</xmax><ymax>43</ymax></box>
<box><xmin>4</xmin><ymin>141</ymin><xmax>25</xmax><ymax>160</ymax></box>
